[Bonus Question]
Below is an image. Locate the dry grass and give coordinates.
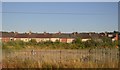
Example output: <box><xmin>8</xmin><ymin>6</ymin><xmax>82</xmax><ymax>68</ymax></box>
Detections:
<box><xmin>2</xmin><ymin>48</ymin><xmax>119</xmax><ymax>68</ymax></box>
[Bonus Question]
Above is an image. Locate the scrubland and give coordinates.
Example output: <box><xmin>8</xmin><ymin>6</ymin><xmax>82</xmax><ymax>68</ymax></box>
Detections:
<box><xmin>2</xmin><ymin>48</ymin><xmax>119</xmax><ymax>68</ymax></box>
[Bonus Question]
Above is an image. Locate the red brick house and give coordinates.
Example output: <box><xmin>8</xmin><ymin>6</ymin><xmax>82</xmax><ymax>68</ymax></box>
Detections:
<box><xmin>1</xmin><ymin>32</ymin><xmax>14</xmax><ymax>42</ymax></box>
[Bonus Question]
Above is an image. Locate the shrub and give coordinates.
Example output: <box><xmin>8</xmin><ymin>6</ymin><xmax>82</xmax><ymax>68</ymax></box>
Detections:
<box><xmin>101</xmin><ymin>37</ymin><xmax>113</xmax><ymax>47</ymax></box>
<box><xmin>73</xmin><ymin>37</ymin><xmax>82</xmax><ymax>44</ymax></box>
<box><xmin>28</xmin><ymin>39</ymin><xmax>37</xmax><ymax>45</ymax></box>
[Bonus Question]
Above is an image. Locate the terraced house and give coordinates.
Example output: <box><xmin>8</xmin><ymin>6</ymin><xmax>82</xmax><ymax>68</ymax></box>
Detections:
<box><xmin>0</xmin><ymin>31</ymin><xmax>119</xmax><ymax>43</ymax></box>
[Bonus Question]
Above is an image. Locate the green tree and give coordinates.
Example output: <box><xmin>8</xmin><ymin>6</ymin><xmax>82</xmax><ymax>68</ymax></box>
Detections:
<box><xmin>73</xmin><ymin>37</ymin><xmax>82</xmax><ymax>44</ymax></box>
<box><xmin>73</xmin><ymin>37</ymin><xmax>85</xmax><ymax>49</ymax></box>
<box><xmin>118</xmin><ymin>40</ymin><xmax>120</xmax><ymax>48</ymax></box>
<box><xmin>101</xmin><ymin>37</ymin><xmax>113</xmax><ymax>47</ymax></box>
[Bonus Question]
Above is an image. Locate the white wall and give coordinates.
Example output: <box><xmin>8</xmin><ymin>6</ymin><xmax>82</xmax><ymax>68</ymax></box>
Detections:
<box><xmin>82</xmin><ymin>39</ymin><xmax>91</xmax><ymax>42</ymax></box>
<box><xmin>67</xmin><ymin>38</ymin><xmax>74</xmax><ymax>43</ymax></box>
<box><xmin>33</xmin><ymin>38</ymin><xmax>50</xmax><ymax>42</ymax></box>
<box><xmin>50</xmin><ymin>38</ymin><xmax>60</xmax><ymax>42</ymax></box>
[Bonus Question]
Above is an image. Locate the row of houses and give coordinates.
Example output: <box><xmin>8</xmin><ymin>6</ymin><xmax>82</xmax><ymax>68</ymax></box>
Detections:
<box><xmin>0</xmin><ymin>31</ymin><xmax>119</xmax><ymax>43</ymax></box>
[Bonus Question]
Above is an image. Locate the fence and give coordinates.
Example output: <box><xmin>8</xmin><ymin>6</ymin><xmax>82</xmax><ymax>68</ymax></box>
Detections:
<box><xmin>2</xmin><ymin>48</ymin><xmax>119</xmax><ymax>68</ymax></box>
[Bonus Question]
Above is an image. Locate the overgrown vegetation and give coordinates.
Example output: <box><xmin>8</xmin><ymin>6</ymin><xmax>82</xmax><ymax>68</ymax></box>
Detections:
<box><xmin>2</xmin><ymin>49</ymin><xmax>119</xmax><ymax>68</ymax></box>
<box><xmin>2</xmin><ymin>37</ymin><xmax>119</xmax><ymax>68</ymax></box>
<box><xmin>2</xmin><ymin>37</ymin><xmax>118</xmax><ymax>50</ymax></box>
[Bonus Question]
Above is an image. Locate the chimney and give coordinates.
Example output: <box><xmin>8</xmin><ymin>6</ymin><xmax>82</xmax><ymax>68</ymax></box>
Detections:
<box><xmin>89</xmin><ymin>33</ymin><xmax>92</xmax><ymax>36</ymax></box>
<box><xmin>44</xmin><ymin>31</ymin><xmax>46</xmax><ymax>35</ymax></box>
<box><xmin>105</xmin><ymin>32</ymin><xmax>107</xmax><ymax>36</ymax></box>
<box><xmin>115</xmin><ymin>33</ymin><xmax>118</xmax><ymax>41</ymax></box>
<box><xmin>14</xmin><ymin>31</ymin><xmax>18</xmax><ymax>35</ymax></box>
<box><xmin>115</xmin><ymin>33</ymin><xmax>119</xmax><ymax>48</ymax></box>
<box><xmin>73</xmin><ymin>32</ymin><xmax>78</xmax><ymax>36</ymax></box>
<box><xmin>58</xmin><ymin>31</ymin><xmax>61</xmax><ymax>35</ymax></box>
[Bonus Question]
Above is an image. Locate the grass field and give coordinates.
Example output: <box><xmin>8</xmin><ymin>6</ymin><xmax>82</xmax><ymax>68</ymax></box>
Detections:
<box><xmin>2</xmin><ymin>48</ymin><xmax>119</xmax><ymax>68</ymax></box>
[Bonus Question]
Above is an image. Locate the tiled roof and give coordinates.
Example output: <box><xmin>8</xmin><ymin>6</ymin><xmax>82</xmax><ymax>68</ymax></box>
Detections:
<box><xmin>79</xmin><ymin>33</ymin><xmax>91</xmax><ymax>39</ymax></box>
<box><xmin>14</xmin><ymin>34</ymin><xmax>29</xmax><ymax>38</ymax></box>
<box><xmin>2</xmin><ymin>32</ymin><xmax>115</xmax><ymax>39</ymax></box>
<box><xmin>2</xmin><ymin>32</ymin><xmax>15</xmax><ymax>37</ymax></box>
<box><xmin>35</xmin><ymin>34</ymin><xmax>52</xmax><ymax>38</ymax></box>
<box><xmin>89</xmin><ymin>33</ymin><xmax>100</xmax><ymax>38</ymax></box>
<box><xmin>14</xmin><ymin>33</ymin><xmax>52</xmax><ymax>38</ymax></box>
<box><xmin>52</xmin><ymin>33</ymin><xmax>74</xmax><ymax>38</ymax></box>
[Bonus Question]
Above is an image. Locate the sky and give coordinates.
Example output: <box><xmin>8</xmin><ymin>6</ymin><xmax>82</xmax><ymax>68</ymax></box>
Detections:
<box><xmin>2</xmin><ymin>2</ymin><xmax>118</xmax><ymax>33</ymax></box>
<box><xmin>0</xmin><ymin>2</ymin><xmax>1</xmax><ymax>31</ymax></box>
<box><xmin>1</xmin><ymin>0</ymin><xmax>120</xmax><ymax>2</ymax></box>
<box><xmin>118</xmin><ymin>2</ymin><xmax>120</xmax><ymax>32</ymax></box>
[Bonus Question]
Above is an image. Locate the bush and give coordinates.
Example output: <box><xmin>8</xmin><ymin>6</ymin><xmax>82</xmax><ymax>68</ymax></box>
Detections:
<box><xmin>118</xmin><ymin>40</ymin><xmax>120</xmax><ymax>48</ymax></box>
<box><xmin>28</xmin><ymin>39</ymin><xmax>37</xmax><ymax>45</ymax></box>
<box><xmin>101</xmin><ymin>37</ymin><xmax>113</xmax><ymax>47</ymax></box>
<box><xmin>54</xmin><ymin>40</ymin><xmax>60</xmax><ymax>44</ymax></box>
<box><xmin>84</xmin><ymin>40</ymin><xmax>95</xmax><ymax>48</ymax></box>
<box><xmin>2</xmin><ymin>40</ymin><xmax>25</xmax><ymax>50</ymax></box>
<box><xmin>73</xmin><ymin>37</ymin><xmax>82</xmax><ymax>44</ymax></box>
<box><xmin>2</xmin><ymin>36</ymin><xmax>116</xmax><ymax>49</ymax></box>
<box><xmin>2</xmin><ymin>43</ymin><xmax>9</xmax><ymax>49</ymax></box>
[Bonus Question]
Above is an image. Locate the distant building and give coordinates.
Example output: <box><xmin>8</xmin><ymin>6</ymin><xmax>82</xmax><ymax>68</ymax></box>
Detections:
<box><xmin>1</xmin><ymin>32</ymin><xmax>14</xmax><ymax>42</ymax></box>
<box><xmin>1</xmin><ymin>31</ymin><xmax>118</xmax><ymax>43</ymax></box>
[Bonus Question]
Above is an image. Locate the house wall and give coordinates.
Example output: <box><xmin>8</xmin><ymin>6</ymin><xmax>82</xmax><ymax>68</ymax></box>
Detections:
<box><xmin>0</xmin><ymin>38</ymin><xmax>1</xmax><ymax>42</ymax></box>
<box><xmin>38</xmin><ymin>38</ymin><xmax>50</xmax><ymax>42</ymax></box>
<box><xmin>32</xmin><ymin>38</ymin><xmax>50</xmax><ymax>42</ymax></box>
<box><xmin>21</xmin><ymin>38</ymin><xmax>31</xmax><ymax>42</ymax></box>
<box><xmin>13</xmin><ymin>37</ymin><xmax>92</xmax><ymax>43</ymax></box>
<box><xmin>50</xmin><ymin>38</ymin><xmax>60</xmax><ymax>42</ymax></box>
<box><xmin>14</xmin><ymin>38</ymin><xmax>31</xmax><ymax>42</ymax></box>
<box><xmin>2</xmin><ymin>37</ymin><xmax>10</xmax><ymax>42</ymax></box>
<box><xmin>67</xmin><ymin>38</ymin><xmax>74</xmax><ymax>43</ymax></box>
<box><xmin>7</xmin><ymin>37</ymin><xmax>92</xmax><ymax>43</ymax></box>
<box><xmin>81</xmin><ymin>39</ymin><xmax>91</xmax><ymax>42</ymax></box>
<box><xmin>14</xmin><ymin>38</ymin><xmax>58</xmax><ymax>42</ymax></box>
<box><xmin>112</xmin><ymin>34</ymin><xmax>119</xmax><ymax>42</ymax></box>
<box><xmin>10</xmin><ymin>37</ymin><xmax>14</xmax><ymax>41</ymax></box>
<box><xmin>14</xmin><ymin>38</ymin><xmax>20</xmax><ymax>41</ymax></box>
<box><xmin>60</xmin><ymin>38</ymin><xmax>67</xmax><ymax>43</ymax></box>
<box><xmin>108</xmin><ymin>34</ymin><xmax>113</xmax><ymax>37</ymax></box>
<box><xmin>115</xmin><ymin>34</ymin><xmax>118</xmax><ymax>41</ymax></box>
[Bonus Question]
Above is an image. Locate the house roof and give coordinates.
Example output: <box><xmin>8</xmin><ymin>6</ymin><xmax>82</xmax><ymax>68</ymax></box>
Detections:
<box><xmin>14</xmin><ymin>33</ymin><xmax>52</xmax><ymax>38</ymax></box>
<box><xmin>52</xmin><ymin>33</ymin><xmax>74</xmax><ymax>38</ymax></box>
<box><xmin>35</xmin><ymin>34</ymin><xmax>52</xmax><ymax>38</ymax></box>
<box><xmin>79</xmin><ymin>33</ymin><xmax>91</xmax><ymax>39</ymax></box>
<box><xmin>2</xmin><ymin>32</ymin><xmax>115</xmax><ymax>39</ymax></box>
<box><xmin>14</xmin><ymin>34</ymin><xmax>29</xmax><ymax>38</ymax></box>
<box><xmin>89</xmin><ymin>33</ymin><xmax>100</xmax><ymax>38</ymax></box>
<box><xmin>55</xmin><ymin>33</ymin><xmax>89</xmax><ymax>38</ymax></box>
<box><xmin>2</xmin><ymin>32</ymin><xmax>15</xmax><ymax>37</ymax></box>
